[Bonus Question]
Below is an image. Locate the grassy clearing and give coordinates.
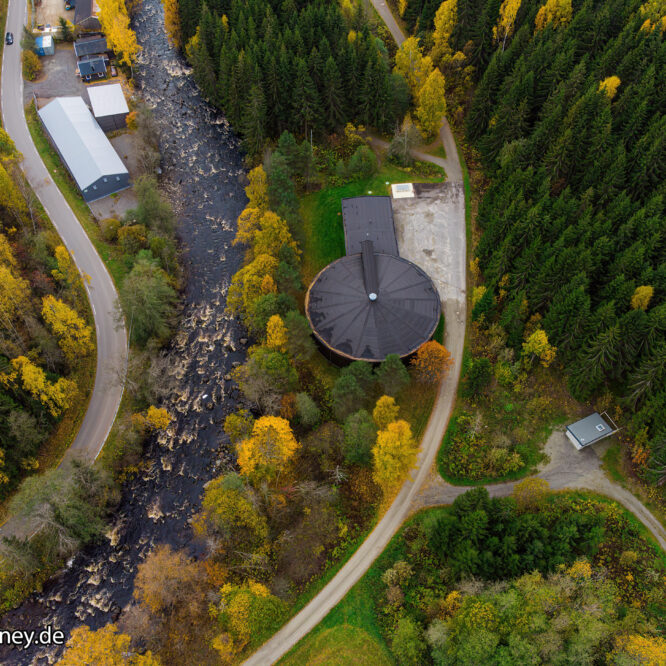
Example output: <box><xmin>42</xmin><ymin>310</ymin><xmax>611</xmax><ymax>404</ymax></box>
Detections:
<box><xmin>425</xmin><ymin>144</ymin><xmax>447</xmax><ymax>161</ymax></box>
<box><xmin>281</xmin><ymin>624</ymin><xmax>392</xmax><ymax>666</ymax></box>
<box><xmin>298</xmin><ymin>164</ymin><xmax>444</xmax><ymax>283</ymax></box>
<box><xmin>25</xmin><ymin>104</ymin><xmax>130</xmax><ymax>287</ymax></box>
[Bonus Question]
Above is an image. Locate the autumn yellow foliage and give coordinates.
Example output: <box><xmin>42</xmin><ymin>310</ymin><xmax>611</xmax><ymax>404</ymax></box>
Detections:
<box><xmin>613</xmin><ymin>634</ymin><xmax>666</xmax><ymax>665</ymax></box>
<box><xmin>1</xmin><ymin>356</ymin><xmax>77</xmax><ymax>417</ymax></box>
<box><xmin>234</xmin><ymin>207</ymin><xmax>263</xmax><ymax>246</ymax></box>
<box><xmin>266</xmin><ymin>314</ymin><xmax>288</xmax><ymax>352</ymax></box>
<box><xmin>631</xmin><ymin>285</ymin><xmax>653</xmax><ymax>310</ymax></box>
<box><xmin>236</xmin><ymin>415</ymin><xmax>299</xmax><ymax>482</ymax></box>
<box><xmin>41</xmin><ymin>295</ymin><xmax>94</xmax><ymax>362</ymax></box>
<box><xmin>416</xmin><ymin>68</ymin><xmax>447</xmax><ymax>138</ymax></box>
<box><xmin>373</xmin><ymin>395</ymin><xmax>399</xmax><ymax>430</ymax></box>
<box><xmin>98</xmin><ymin>0</ymin><xmax>141</xmax><ymax>66</ymax></box>
<box><xmin>59</xmin><ymin>624</ymin><xmax>161</xmax><ymax>665</ymax></box>
<box><xmin>599</xmin><ymin>75</ymin><xmax>621</xmax><ymax>99</ymax></box>
<box><xmin>431</xmin><ymin>0</ymin><xmax>457</xmax><ymax>64</ymax></box>
<box><xmin>245</xmin><ymin>166</ymin><xmax>269</xmax><ymax>211</ymax></box>
<box><xmin>161</xmin><ymin>0</ymin><xmax>181</xmax><ymax>48</ymax></box>
<box><xmin>51</xmin><ymin>245</ymin><xmax>81</xmax><ymax>288</ymax></box>
<box><xmin>252</xmin><ymin>211</ymin><xmax>299</xmax><ymax>259</ymax></box>
<box><xmin>393</xmin><ymin>37</ymin><xmax>434</xmax><ymax>95</ymax></box>
<box><xmin>534</xmin><ymin>0</ymin><xmax>572</xmax><ymax>32</ymax></box>
<box><xmin>372</xmin><ymin>419</ymin><xmax>418</xmax><ymax>495</ymax></box>
<box><xmin>493</xmin><ymin>0</ymin><xmax>521</xmax><ymax>48</ymax></box>
<box><xmin>227</xmin><ymin>254</ymin><xmax>279</xmax><ymax>315</ymax></box>
<box><xmin>521</xmin><ymin>328</ymin><xmax>556</xmax><ymax>367</ymax></box>
<box><xmin>0</xmin><ymin>264</ymin><xmax>30</xmax><ymax>324</ymax></box>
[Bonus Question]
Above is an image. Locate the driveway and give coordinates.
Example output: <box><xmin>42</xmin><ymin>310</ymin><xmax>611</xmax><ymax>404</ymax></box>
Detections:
<box><xmin>414</xmin><ymin>430</ymin><xmax>666</xmax><ymax>552</ymax></box>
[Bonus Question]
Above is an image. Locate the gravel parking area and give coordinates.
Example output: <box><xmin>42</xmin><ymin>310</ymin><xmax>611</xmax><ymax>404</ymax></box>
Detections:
<box><xmin>25</xmin><ymin>44</ymin><xmax>87</xmax><ymax>104</ymax></box>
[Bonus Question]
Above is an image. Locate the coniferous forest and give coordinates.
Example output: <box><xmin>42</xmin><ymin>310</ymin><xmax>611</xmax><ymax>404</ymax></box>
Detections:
<box><xmin>182</xmin><ymin>0</ymin><xmax>407</xmax><ymax>152</ymax></box>
<box><xmin>453</xmin><ymin>0</ymin><xmax>665</xmax><ymax>474</ymax></box>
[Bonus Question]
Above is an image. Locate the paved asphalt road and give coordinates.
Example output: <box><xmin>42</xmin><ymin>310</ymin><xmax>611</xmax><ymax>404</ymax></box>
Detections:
<box><xmin>243</xmin><ymin>4</ymin><xmax>467</xmax><ymax>663</ymax></box>
<box><xmin>1</xmin><ymin>0</ymin><xmax>127</xmax><ymax>538</ymax></box>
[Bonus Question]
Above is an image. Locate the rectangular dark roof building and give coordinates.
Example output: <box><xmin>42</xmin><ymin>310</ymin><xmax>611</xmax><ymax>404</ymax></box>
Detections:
<box><xmin>566</xmin><ymin>413</ymin><xmax>617</xmax><ymax>450</ymax></box>
<box><xmin>74</xmin><ymin>0</ymin><xmax>101</xmax><ymax>30</ymax></box>
<box><xmin>341</xmin><ymin>196</ymin><xmax>399</xmax><ymax>257</ymax></box>
<box><xmin>74</xmin><ymin>35</ymin><xmax>107</xmax><ymax>57</ymax></box>
<box><xmin>78</xmin><ymin>55</ymin><xmax>107</xmax><ymax>80</ymax></box>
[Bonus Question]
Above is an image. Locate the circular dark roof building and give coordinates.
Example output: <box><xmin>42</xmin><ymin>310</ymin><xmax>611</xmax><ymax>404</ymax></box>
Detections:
<box><xmin>305</xmin><ymin>240</ymin><xmax>441</xmax><ymax>363</ymax></box>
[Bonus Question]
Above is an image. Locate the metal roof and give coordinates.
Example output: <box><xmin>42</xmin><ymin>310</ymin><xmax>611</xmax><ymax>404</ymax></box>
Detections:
<box><xmin>38</xmin><ymin>97</ymin><xmax>128</xmax><ymax>190</ymax></box>
<box><xmin>88</xmin><ymin>84</ymin><xmax>129</xmax><ymax>118</ymax></box>
<box><xmin>306</xmin><ymin>245</ymin><xmax>440</xmax><ymax>362</ymax></box>
<box><xmin>566</xmin><ymin>413</ymin><xmax>613</xmax><ymax>449</ymax></box>
<box><xmin>74</xmin><ymin>36</ymin><xmax>107</xmax><ymax>57</ymax></box>
<box><xmin>342</xmin><ymin>196</ymin><xmax>399</xmax><ymax>256</ymax></box>
<box><xmin>35</xmin><ymin>35</ymin><xmax>53</xmax><ymax>48</ymax></box>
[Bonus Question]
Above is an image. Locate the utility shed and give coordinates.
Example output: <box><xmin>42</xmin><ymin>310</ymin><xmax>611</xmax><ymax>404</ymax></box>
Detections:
<box><xmin>74</xmin><ymin>35</ymin><xmax>107</xmax><ymax>58</ymax></box>
<box><xmin>88</xmin><ymin>84</ymin><xmax>129</xmax><ymax>131</ymax></box>
<box><xmin>566</xmin><ymin>413</ymin><xmax>618</xmax><ymax>450</ymax></box>
<box><xmin>35</xmin><ymin>35</ymin><xmax>55</xmax><ymax>56</ymax></box>
<box><xmin>306</xmin><ymin>240</ymin><xmax>440</xmax><ymax>363</ymax></box>
<box><xmin>78</xmin><ymin>55</ymin><xmax>107</xmax><ymax>80</ymax></box>
<box><xmin>38</xmin><ymin>97</ymin><xmax>129</xmax><ymax>202</ymax></box>
<box><xmin>342</xmin><ymin>196</ymin><xmax>399</xmax><ymax>256</ymax></box>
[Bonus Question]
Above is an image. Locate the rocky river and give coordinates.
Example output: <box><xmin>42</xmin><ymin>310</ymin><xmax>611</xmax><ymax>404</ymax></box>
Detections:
<box><xmin>0</xmin><ymin>0</ymin><xmax>247</xmax><ymax>661</ymax></box>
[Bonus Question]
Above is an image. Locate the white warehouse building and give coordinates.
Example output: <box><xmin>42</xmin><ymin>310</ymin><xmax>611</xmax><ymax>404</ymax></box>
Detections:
<box><xmin>38</xmin><ymin>96</ymin><xmax>130</xmax><ymax>202</ymax></box>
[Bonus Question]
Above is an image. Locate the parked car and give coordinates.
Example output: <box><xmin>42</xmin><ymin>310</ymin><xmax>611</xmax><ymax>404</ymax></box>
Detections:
<box><xmin>5</xmin><ymin>32</ymin><xmax>13</xmax><ymax>45</ymax></box>
<box><xmin>110</xmin><ymin>65</ymin><xmax>117</xmax><ymax>77</ymax></box>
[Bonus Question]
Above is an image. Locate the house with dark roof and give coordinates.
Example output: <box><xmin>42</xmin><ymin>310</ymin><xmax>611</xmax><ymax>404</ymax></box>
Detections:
<box><xmin>74</xmin><ymin>35</ymin><xmax>108</xmax><ymax>58</ymax></box>
<box><xmin>74</xmin><ymin>0</ymin><xmax>101</xmax><ymax>30</ymax></box>
<box><xmin>78</xmin><ymin>55</ymin><xmax>107</xmax><ymax>80</ymax></box>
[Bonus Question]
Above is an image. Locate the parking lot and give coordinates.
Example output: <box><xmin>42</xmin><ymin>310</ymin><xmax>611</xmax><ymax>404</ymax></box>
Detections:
<box><xmin>24</xmin><ymin>43</ymin><xmax>88</xmax><ymax>104</ymax></box>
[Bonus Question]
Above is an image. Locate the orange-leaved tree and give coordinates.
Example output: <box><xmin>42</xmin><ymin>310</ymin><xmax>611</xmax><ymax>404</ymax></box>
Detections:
<box><xmin>411</xmin><ymin>340</ymin><xmax>453</xmax><ymax>384</ymax></box>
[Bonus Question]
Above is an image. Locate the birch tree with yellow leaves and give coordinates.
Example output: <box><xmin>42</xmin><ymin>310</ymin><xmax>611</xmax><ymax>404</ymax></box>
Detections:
<box><xmin>98</xmin><ymin>0</ymin><xmax>141</xmax><ymax>67</ymax></box>
<box><xmin>41</xmin><ymin>295</ymin><xmax>94</xmax><ymax>363</ymax></box>
<box><xmin>493</xmin><ymin>0</ymin><xmax>521</xmax><ymax>50</ymax></box>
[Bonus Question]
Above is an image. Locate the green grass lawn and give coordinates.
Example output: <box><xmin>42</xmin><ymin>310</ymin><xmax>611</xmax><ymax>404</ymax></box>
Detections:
<box><xmin>299</xmin><ymin>164</ymin><xmax>444</xmax><ymax>283</ymax></box>
<box><xmin>425</xmin><ymin>144</ymin><xmax>447</xmax><ymax>161</ymax></box>
<box><xmin>25</xmin><ymin>104</ymin><xmax>130</xmax><ymax>288</ymax></box>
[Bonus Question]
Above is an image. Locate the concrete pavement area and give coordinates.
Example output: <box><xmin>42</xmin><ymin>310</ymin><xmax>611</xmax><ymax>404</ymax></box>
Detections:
<box><xmin>393</xmin><ymin>182</ymin><xmax>466</xmax><ymax>304</ymax></box>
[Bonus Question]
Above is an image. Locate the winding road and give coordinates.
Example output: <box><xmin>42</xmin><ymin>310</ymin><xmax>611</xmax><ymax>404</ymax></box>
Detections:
<box><xmin>1</xmin><ymin>0</ymin><xmax>127</xmax><ymax>538</ymax></box>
